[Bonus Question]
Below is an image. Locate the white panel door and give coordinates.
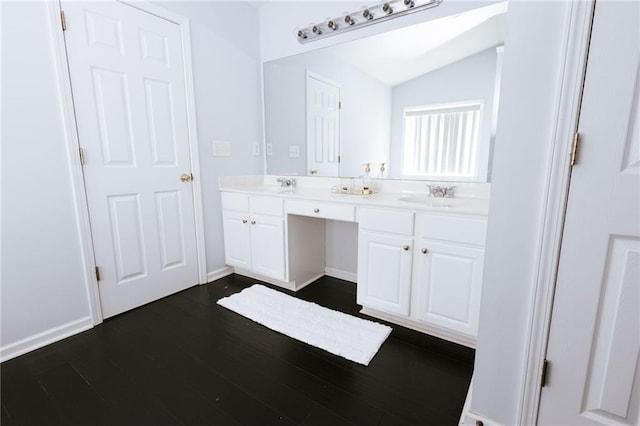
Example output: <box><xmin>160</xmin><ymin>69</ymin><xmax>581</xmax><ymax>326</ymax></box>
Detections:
<box><xmin>357</xmin><ymin>231</ymin><xmax>413</xmax><ymax>316</ymax></box>
<box><xmin>412</xmin><ymin>241</ymin><xmax>484</xmax><ymax>336</ymax></box>
<box><xmin>62</xmin><ymin>1</ymin><xmax>199</xmax><ymax>318</ymax></box>
<box><xmin>306</xmin><ymin>73</ymin><xmax>340</xmax><ymax>177</ymax></box>
<box><xmin>538</xmin><ymin>1</ymin><xmax>640</xmax><ymax>424</ymax></box>
<box><xmin>250</xmin><ymin>215</ymin><xmax>285</xmax><ymax>281</ymax></box>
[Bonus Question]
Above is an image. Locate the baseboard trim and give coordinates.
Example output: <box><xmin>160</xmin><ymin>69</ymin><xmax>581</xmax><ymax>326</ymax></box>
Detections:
<box><xmin>0</xmin><ymin>316</ymin><xmax>93</xmax><ymax>363</ymax></box>
<box><xmin>206</xmin><ymin>266</ymin><xmax>234</xmax><ymax>283</ymax></box>
<box><xmin>360</xmin><ymin>307</ymin><xmax>476</xmax><ymax>349</ymax></box>
<box><xmin>324</xmin><ymin>267</ymin><xmax>357</xmax><ymax>283</ymax></box>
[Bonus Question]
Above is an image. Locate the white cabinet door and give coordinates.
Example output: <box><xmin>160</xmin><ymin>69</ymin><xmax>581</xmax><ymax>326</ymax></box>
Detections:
<box><xmin>222</xmin><ymin>211</ymin><xmax>251</xmax><ymax>270</ymax></box>
<box><xmin>413</xmin><ymin>240</ymin><xmax>484</xmax><ymax>336</ymax></box>
<box><xmin>357</xmin><ymin>231</ymin><xmax>413</xmax><ymax>316</ymax></box>
<box><xmin>250</xmin><ymin>215</ymin><xmax>286</xmax><ymax>281</ymax></box>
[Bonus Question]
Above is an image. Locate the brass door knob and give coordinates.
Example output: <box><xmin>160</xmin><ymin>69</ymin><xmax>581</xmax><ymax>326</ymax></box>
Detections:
<box><xmin>180</xmin><ymin>173</ymin><xmax>193</xmax><ymax>182</ymax></box>
<box><xmin>310</xmin><ymin>169</ymin><xmax>318</xmax><ymax>175</ymax></box>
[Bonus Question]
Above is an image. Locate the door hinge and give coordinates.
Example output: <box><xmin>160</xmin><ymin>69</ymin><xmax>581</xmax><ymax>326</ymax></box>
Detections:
<box><xmin>338</xmin><ymin>155</ymin><xmax>341</xmax><ymax>163</ymax></box>
<box><xmin>570</xmin><ymin>132</ymin><xmax>580</xmax><ymax>167</ymax></box>
<box><xmin>541</xmin><ymin>359</ymin><xmax>550</xmax><ymax>387</ymax></box>
<box><xmin>95</xmin><ymin>266</ymin><xmax>101</xmax><ymax>282</ymax></box>
<box><xmin>79</xmin><ymin>148</ymin><xmax>85</xmax><ymax>165</ymax></box>
<box><xmin>60</xmin><ymin>11</ymin><xmax>67</xmax><ymax>31</ymax></box>
<box><xmin>339</xmin><ymin>101</ymin><xmax>342</xmax><ymax>109</ymax></box>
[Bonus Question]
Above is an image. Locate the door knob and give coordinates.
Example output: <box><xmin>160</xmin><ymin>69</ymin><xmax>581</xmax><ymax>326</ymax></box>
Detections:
<box><xmin>242</xmin><ymin>219</ymin><xmax>248</xmax><ymax>224</ymax></box>
<box><xmin>421</xmin><ymin>248</ymin><xmax>428</xmax><ymax>254</ymax></box>
<box><xmin>180</xmin><ymin>173</ymin><xmax>193</xmax><ymax>182</ymax></box>
<box><xmin>403</xmin><ymin>245</ymin><xmax>410</xmax><ymax>251</ymax></box>
<box><xmin>251</xmin><ymin>220</ymin><xmax>256</xmax><ymax>225</ymax></box>
<box><xmin>310</xmin><ymin>169</ymin><xmax>318</xmax><ymax>175</ymax></box>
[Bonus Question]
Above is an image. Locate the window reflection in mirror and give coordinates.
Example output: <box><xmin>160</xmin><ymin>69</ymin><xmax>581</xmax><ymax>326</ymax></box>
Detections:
<box><xmin>263</xmin><ymin>1</ymin><xmax>507</xmax><ymax>182</ymax></box>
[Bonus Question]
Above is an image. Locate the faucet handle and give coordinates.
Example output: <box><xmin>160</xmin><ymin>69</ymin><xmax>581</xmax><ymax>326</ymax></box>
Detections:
<box><xmin>277</xmin><ymin>177</ymin><xmax>296</xmax><ymax>188</ymax></box>
<box><xmin>442</xmin><ymin>186</ymin><xmax>456</xmax><ymax>198</ymax></box>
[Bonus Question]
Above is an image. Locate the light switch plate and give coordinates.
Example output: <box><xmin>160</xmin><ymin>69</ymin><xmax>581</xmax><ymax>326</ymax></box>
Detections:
<box><xmin>213</xmin><ymin>141</ymin><xmax>231</xmax><ymax>157</ymax></box>
<box><xmin>252</xmin><ymin>142</ymin><xmax>260</xmax><ymax>156</ymax></box>
<box><xmin>266</xmin><ymin>143</ymin><xmax>273</xmax><ymax>156</ymax></box>
<box><xmin>288</xmin><ymin>145</ymin><xmax>300</xmax><ymax>158</ymax></box>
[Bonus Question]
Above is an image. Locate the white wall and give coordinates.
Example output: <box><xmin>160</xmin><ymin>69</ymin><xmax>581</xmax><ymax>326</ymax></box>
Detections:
<box><xmin>1</xmin><ymin>1</ymin><xmax>91</xmax><ymax>353</ymax></box>
<box><xmin>264</xmin><ymin>49</ymin><xmax>391</xmax><ymax>177</ymax></box>
<box><xmin>471</xmin><ymin>1</ymin><xmax>575</xmax><ymax>424</ymax></box>
<box><xmin>157</xmin><ymin>2</ymin><xmax>264</xmax><ymax>275</ymax></box>
<box><xmin>389</xmin><ymin>47</ymin><xmax>498</xmax><ymax>180</ymax></box>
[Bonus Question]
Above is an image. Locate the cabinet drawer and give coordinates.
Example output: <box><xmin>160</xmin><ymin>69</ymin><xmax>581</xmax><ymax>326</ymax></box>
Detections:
<box><xmin>221</xmin><ymin>192</ymin><xmax>249</xmax><ymax>212</ymax></box>
<box><xmin>358</xmin><ymin>208</ymin><xmax>414</xmax><ymax>235</ymax></box>
<box><xmin>286</xmin><ymin>200</ymin><xmax>355</xmax><ymax>222</ymax></box>
<box><xmin>250</xmin><ymin>196</ymin><xmax>284</xmax><ymax>217</ymax></box>
<box><xmin>417</xmin><ymin>214</ymin><xmax>487</xmax><ymax>246</ymax></box>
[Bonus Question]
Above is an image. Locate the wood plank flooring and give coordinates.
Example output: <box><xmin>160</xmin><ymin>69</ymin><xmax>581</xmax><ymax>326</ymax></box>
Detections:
<box><xmin>1</xmin><ymin>274</ymin><xmax>474</xmax><ymax>425</ymax></box>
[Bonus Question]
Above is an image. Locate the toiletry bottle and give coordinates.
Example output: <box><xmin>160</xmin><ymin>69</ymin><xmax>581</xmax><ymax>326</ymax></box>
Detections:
<box><xmin>362</xmin><ymin>163</ymin><xmax>373</xmax><ymax>195</ymax></box>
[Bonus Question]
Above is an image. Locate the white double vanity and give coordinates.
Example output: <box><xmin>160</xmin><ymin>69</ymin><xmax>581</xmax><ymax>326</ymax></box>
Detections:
<box><xmin>220</xmin><ymin>175</ymin><xmax>490</xmax><ymax>348</ymax></box>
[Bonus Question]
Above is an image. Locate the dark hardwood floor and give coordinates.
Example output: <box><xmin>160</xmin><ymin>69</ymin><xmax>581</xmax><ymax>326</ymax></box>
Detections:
<box><xmin>1</xmin><ymin>274</ymin><xmax>474</xmax><ymax>425</ymax></box>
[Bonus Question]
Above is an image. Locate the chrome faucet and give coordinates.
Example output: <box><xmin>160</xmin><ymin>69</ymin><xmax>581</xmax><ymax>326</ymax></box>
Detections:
<box><xmin>276</xmin><ymin>177</ymin><xmax>296</xmax><ymax>189</ymax></box>
<box><xmin>427</xmin><ymin>185</ymin><xmax>456</xmax><ymax>198</ymax></box>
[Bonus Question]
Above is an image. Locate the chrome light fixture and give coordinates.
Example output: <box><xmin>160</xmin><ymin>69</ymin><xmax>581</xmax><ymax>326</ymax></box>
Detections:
<box><xmin>296</xmin><ymin>0</ymin><xmax>442</xmax><ymax>43</ymax></box>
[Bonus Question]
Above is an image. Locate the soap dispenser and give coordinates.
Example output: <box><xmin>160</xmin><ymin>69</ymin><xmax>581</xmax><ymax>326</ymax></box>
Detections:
<box><xmin>362</xmin><ymin>163</ymin><xmax>373</xmax><ymax>195</ymax></box>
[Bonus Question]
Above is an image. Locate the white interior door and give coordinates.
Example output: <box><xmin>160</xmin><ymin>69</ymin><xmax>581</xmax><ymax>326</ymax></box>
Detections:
<box><xmin>538</xmin><ymin>1</ymin><xmax>640</xmax><ymax>424</ymax></box>
<box><xmin>62</xmin><ymin>1</ymin><xmax>199</xmax><ymax>318</ymax></box>
<box><xmin>306</xmin><ymin>72</ymin><xmax>340</xmax><ymax>177</ymax></box>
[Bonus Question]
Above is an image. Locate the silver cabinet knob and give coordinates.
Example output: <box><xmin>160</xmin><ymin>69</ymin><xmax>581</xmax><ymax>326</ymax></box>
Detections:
<box><xmin>403</xmin><ymin>245</ymin><xmax>410</xmax><ymax>251</ymax></box>
<box><xmin>251</xmin><ymin>220</ymin><xmax>256</xmax><ymax>225</ymax></box>
<box><xmin>242</xmin><ymin>219</ymin><xmax>248</xmax><ymax>224</ymax></box>
<box><xmin>313</xmin><ymin>208</ymin><xmax>320</xmax><ymax>213</ymax></box>
<box><xmin>421</xmin><ymin>248</ymin><xmax>428</xmax><ymax>254</ymax></box>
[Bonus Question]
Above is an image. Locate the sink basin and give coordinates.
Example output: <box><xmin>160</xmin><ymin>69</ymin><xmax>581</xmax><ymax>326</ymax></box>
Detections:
<box><xmin>397</xmin><ymin>196</ymin><xmax>452</xmax><ymax>208</ymax></box>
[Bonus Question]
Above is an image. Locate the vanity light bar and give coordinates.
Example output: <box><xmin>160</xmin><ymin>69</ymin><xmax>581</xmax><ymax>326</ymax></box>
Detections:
<box><xmin>296</xmin><ymin>0</ymin><xmax>442</xmax><ymax>44</ymax></box>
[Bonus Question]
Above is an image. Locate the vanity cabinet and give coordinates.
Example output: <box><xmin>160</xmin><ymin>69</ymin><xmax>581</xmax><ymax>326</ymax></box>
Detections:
<box><xmin>357</xmin><ymin>208</ymin><xmax>415</xmax><ymax>316</ymax></box>
<box><xmin>219</xmin><ymin>185</ymin><xmax>489</xmax><ymax>347</ymax></box>
<box><xmin>411</xmin><ymin>214</ymin><xmax>486</xmax><ymax>338</ymax></box>
<box><xmin>221</xmin><ymin>193</ymin><xmax>286</xmax><ymax>281</ymax></box>
<box><xmin>357</xmin><ymin>208</ymin><xmax>487</xmax><ymax>344</ymax></box>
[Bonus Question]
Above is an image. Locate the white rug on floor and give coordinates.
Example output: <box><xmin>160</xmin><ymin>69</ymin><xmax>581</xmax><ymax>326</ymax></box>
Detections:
<box><xmin>217</xmin><ymin>284</ymin><xmax>392</xmax><ymax>366</ymax></box>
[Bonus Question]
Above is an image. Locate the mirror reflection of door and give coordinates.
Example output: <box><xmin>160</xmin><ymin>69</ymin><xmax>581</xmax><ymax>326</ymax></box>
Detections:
<box><xmin>306</xmin><ymin>71</ymin><xmax>341</xmax><ymax>177</ymax></box>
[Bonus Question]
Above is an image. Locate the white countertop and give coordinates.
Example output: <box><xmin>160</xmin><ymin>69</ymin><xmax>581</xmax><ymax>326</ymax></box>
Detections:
<box><xmin>219</xmin><ymin>175</ymin><xmax>490</xmax><ymax>217</ymax></box>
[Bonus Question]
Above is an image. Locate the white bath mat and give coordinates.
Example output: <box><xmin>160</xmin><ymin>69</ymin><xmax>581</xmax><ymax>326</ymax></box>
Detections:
<box><xmin>217</xmin><ymin>284</ymin><xmax>392</xmax><ymax>366</ymax></box>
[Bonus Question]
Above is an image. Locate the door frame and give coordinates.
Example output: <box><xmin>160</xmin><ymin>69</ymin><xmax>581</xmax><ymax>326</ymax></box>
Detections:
<box><xmin>515</xmin><ymin>1</ymin><xmax>595</xmax><ymax>424</ymax></box>
<box><xmin>47</xmin><ymin>0</ymin><xmax>207</xmax><ymax>325</ymax></box>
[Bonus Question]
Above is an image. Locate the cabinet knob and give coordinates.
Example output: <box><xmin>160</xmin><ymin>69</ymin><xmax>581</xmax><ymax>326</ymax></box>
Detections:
<box><xmin>242</xmin><ymin>219</ymin><xmax>248</xmax><ymax>224</ymax></box>
<box><xmin>251</xmin><ymin>220</ymin><xmax>256</xmax><ymax>225</ymax></box>
<box><xmin>403</xmin><ymin>245</ymin><xmax>410</xmax><ymax>251</ymax></box>
<box><xmin>313</xmin><ymin>208</ymin><xmax>320</xmax><ymax>213</ymax></box>
<box><xmin>421</xmin><ymin>248</ymin><xmax>428</xmax><ymax>254</ymax></box>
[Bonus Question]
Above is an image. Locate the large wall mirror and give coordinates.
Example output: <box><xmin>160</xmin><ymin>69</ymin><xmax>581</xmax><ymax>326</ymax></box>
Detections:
<box><xmin>264</xmin><ymin>2</ymin><xmax>507</xmax><ymax>182</ymax></box>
